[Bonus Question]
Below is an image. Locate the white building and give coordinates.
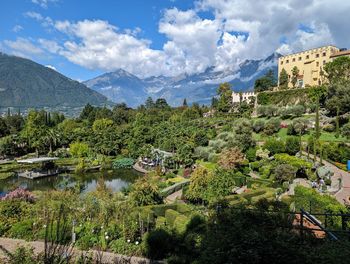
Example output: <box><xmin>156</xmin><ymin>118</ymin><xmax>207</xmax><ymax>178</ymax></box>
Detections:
<box><xmin>232</xmin><ymin>91</ymin><xmax>256</xmax><ymax>104</ymax></box>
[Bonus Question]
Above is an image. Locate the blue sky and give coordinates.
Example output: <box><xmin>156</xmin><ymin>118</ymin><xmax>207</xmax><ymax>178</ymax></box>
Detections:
<box><xmin>1</xmin><ymin>0</ymin><xmax>349</xmax><ymax>81</ymax></box>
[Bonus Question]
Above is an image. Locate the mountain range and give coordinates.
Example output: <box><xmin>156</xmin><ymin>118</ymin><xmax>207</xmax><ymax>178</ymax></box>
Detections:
<box><xmin>84</xmin><ymin>53</ymin><xmax>280</xmax><ymax>107</ymax></box>
<box><xmin>0</xmin><ymin>53</ymin><xmax>108</xmax><ymax>108</ymax></box>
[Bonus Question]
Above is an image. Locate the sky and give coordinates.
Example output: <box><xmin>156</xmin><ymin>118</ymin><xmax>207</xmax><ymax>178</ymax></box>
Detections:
<box><xmin>0</xmin><ymin>0</ymin><xmax>349</xmax><ymax>81</ymax></box>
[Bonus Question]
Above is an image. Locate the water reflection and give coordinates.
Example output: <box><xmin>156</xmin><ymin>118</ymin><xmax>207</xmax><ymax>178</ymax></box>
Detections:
<box><xmin>0</xmin><ymin>169</ymin><xmax>140</xmax><ymax>195</ymax></box>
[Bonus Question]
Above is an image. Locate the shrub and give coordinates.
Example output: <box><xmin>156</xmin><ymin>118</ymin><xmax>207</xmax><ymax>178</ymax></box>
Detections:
<box><xmin>155</xmin><ymin>217</ymin><xmax>167</xmax><ymax>228</ymax></box>
<box><xmin>287</xmin><ymin>118</ymin><xmax>309</xmax><ymax>135</ymax></box>
<box><xmin>69</xmin><ymin>142</ymin><xmax>90</xmax><ymax>158</ymax></box>
<box><xmin>274</xmin><ymin>164</ymin><xmax>297</xmax><ymax>183</ymax></box>
<box><xmin>253</xmin><ymin>119</ymin><xmax>265</xmax><ymax>133</ymax></box>
<box><xmin>1</xmin><ymin>188</ymin><xmax>35</xmax><ymax>203</ymax></box>
<box><xmin>194</xmin><ymin>146</ymin><xmax>213</xmax><ymax>161</ymax></box>
<box><xmin>342</xmin><ymin>122</ymin><xmax>350</xmax><ymax>139</ymax></box>
<box><xmin>263</xmin><ymin>138</ymin><xmax>285</xmax><ymax>155</ymax></box>
<box><xmin>285</xmin><ymin>136</ymin><xmax>300</xmax><ymax>155</ymax></box>
<box><xmin>246</xmin><ymin>147</ymin><xmax>257</xmax><ymax>162</ymax></box>
<box><xmin>8</xmin><ymin>220</ymin><xmax>34</xmax><ymax>240</ymax></box>
<box><xmin>165</xmin><ymin>209</ymin><xmax>180</xmax><ymax>226</ymax></box>
<box><xmin>110</xmin><ymin>238</ymin><xmax>142</xmax><ymax>256</ymax></box>
<box><xmin>112</xmin><ymin>158</ymin><xmax>134</xmax><ymax>169</ymax></box>
<box><xmin>144</xmin><ymin>229</ymin><xmax>173</xmax><ymax>260</ymax></box>
<box><xmin>323</xmin><ymin>124</ymin><xmax>335</xmax><ymax>132</ymax></box>
<box><xmin>174</xmin><ymin>215</ymin><xmax>189</xmax><ymax>234</ymax></box>
<box><xmin>263</xmin><ymin>118</ymin><xmax>281</xmax><ymax>135</ymax></box>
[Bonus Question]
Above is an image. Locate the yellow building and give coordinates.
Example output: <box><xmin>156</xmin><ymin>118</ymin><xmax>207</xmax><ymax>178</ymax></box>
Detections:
<box><xmin>277</xmin><ymin>45</ymin><xmax>350</xmax><ymax>88</ymax></box>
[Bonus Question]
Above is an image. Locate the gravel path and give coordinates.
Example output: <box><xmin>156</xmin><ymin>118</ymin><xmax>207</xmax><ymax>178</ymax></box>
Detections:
<box><xmin>301</xmin><ymin>152</ymin><xmax>350</xmax><ymax>205</ymax></box>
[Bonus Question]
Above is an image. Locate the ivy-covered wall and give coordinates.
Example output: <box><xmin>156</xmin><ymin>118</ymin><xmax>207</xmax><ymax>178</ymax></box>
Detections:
<box><xmin>257</xmin><ymin>88</ymin><xmax>310</xmax><ymax>106</ymax></box>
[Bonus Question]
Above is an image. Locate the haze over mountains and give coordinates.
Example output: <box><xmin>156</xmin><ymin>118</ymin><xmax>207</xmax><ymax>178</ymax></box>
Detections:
<box><xmin>84</xmin><ymin>53</ymin><xmax>280</xmax><ymax>107</ymax></box>
<box><xmin>0</xmin><ymin>51</ymin><xmax>280</xmax><ymax>110</ymax></box>
<box><xmin>0</xmin><ymin>53</ymin><xmax>108</xmax><ymax>108</ymax></box>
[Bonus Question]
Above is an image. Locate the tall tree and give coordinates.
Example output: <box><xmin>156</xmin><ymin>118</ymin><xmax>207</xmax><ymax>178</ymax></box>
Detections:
<box><xmin>254</xmin><ymin>70</ymin><xmax>276</xmax><ymax>92</ymax></box>
<box><xmin>216</xmin><ymin>82</ymin><xmax>232</xmax><ymax>113</ymax></box>
<box><xmin>279</xmin><ymin>68</ymin><xmax>289</xmax><ymax>88</ymax></box>
<box><xmin>291</xmin><ymin>66</ymin><xmax>300</xmax><ymax>88</ymax></box>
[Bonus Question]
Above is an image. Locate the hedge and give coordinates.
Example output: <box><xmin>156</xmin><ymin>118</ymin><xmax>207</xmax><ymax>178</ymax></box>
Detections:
<box><xmin>155</xmin><ymin>216</ymin><xmax>167</xmax><ymax>228</ymax></box>
<box><xmin>165</xmin><ymin>209</ymin><xmax>180</xmax><ymax>226</ymax></box>
<box><xmin>257</xmin><ymin>88</ymin><xmax>310</xmax><ymax>106</ymax></box>
<box><xmin>173</xmin><ymin>215</ymin><xmax>189</xmax><ymax>234</ymax></box>
<box><xmin>160</xmin><ymin>179</ymin><xmax>190</xmax><ymax>197</ymax></box>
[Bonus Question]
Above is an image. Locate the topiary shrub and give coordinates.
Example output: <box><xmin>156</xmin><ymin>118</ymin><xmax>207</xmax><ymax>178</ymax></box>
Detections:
<box><xmin>144</xmin><ymin>229</ymin><xmax>173</xmax><ymax>260</ymax></box>
<box><xmin>173</xmin><ymin>215</ymin><xmax>189</xmax><ymax>234</ymax></box>
<box><xmin>155</xmin><ymin>217</ymin><xmax>167</xmax><ymax>228</ymax></box>
<box><xmin>165</xmin><ymin>209</ymin><xmax>180</xmax><ymax>226</ymax></box>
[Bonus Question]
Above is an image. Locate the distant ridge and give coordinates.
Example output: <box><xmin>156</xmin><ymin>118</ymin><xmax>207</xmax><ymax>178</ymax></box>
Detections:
<box><xmin>0</xmin><ymin>53</ymin><xmax>109</xmax><ymax>108</ymax></box>
<box><xmin>84</xmin><ymin>53</ymin><xmax>281</xmax><ymax>107</ymax></box>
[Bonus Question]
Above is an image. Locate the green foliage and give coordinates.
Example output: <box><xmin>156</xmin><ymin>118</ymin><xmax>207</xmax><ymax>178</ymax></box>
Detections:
<box><xmin>252</xmin><ymin>119</ymin><xmax>265</xmax><ymax>133</ymax></box>
<box><xmin>112</xmin><ymin>158</ymin><xmax>134</xmax><ymax>169</ymax></box>
<box><xmin>216</xmin><ymin>82</ymin><xmax>232</xmax><ymax>112</ymax></box>
<box><xmin>92</xmin><ymin>118</ymin><xmax>113</xmax><ymax>132</ymax></box>
<box><xmin>285</xmin><ymin>136</ymin><xmax>300</xmax><ymax>155</ymax></box>
<box><xmin>291</xmin><ymin>66</ymin><xmax>300</xmax><ymax>87</ymax></box>
<box><xmin>145</xmin><ymin>229</ymin><xmax>173</xmax><ymax>260</ymax></box>
<box><xmin>263</xmin><ymin>138</ymin><xmax>285</xmax><ymax>155</ymax></box>
<box><xmin>245</xmin><ymin>147</ymin><xmax>257</xmax><ymax>162</ymax></box>
<box><xmin>274</xmin><ymin>153</ymin><xmax>312</xmax><ymax>170</ymax></box>
<box><xmin>69</xmin><ymin>141</ymin><xmax>90</xmax><ymax>158</ymax></box>
<box><xmin>129</xmin><ymin>176</ymin><xmax>163</xmax><ymax>206</ymax></box>
<box><xmin>254</xmin><ymin>70</ymin><xmax>276</xmax><ymax>92</ymax></box>
<box><xmin>257</xmin><ymin>88</ymin><xmax>310</xmax><ymax>106</ymax></box>
<box><xmin>279</xmin><ymin>68</ymin><xmax>289</xmax><ymax>88</ymax></box>
<box><xmin>263</xmin><ymin>118</ymin><xmax>281</xmax><ymax>135</ymax></box>
<box><xmin>165</xmin><ymin>209</ymin><xmax>181</xmax><ymax>226</ymax></box>
<box><xmin>342</xmin><ymin>122</ymin><xmax>350</xmax><ymax>139</ymax></box>
<box><xmin>274</xmin><ymin>164</ymin><xmax>296</xmax><ymax>183</ymax></box>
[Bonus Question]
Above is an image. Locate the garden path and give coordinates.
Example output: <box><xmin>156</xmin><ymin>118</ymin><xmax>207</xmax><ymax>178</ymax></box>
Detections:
<box><xmin>301</xmin><ymin>152</ymin><xmax>350</xmax><ymax>205</ymax></box>
<box><xmin>0</xmin><ymin>237</ymin><xmax>153</xmax><ymax>264</ymax></box>
<box><xmin>165</xmin><ymin>189</ymin><xmax>183</xmax><ymax>204</ymax></box>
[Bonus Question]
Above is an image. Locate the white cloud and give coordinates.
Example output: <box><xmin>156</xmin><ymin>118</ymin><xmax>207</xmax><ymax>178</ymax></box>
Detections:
<box><xmin>14</xmin><ymin>0</ymin><xmax>350</xmax><ymax>78</ymax></box>
<box><xmin>12</xmin><ymin>25</ymin><xmax>23</xmax><ymax>33</ymax></box>
<box><xmin>45</xmin><ymin>64</ymin><xmax>57</xmax><ymax>70</ymax></box>
<box><xmin>31</xmin><ymin>0</ymin><xmax>58</xmax><ymax>8</ymax></box>
<box><xmin>3</xmin><ymin>38</ymin><xmax>44</xmax><ymax>58</ymax></box>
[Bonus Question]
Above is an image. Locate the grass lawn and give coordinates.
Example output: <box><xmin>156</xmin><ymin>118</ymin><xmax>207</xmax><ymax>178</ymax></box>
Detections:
<box><xmin>254</xmin><ymin>128</ymin><xmax>348</xmax><ymax>143</ymax></box>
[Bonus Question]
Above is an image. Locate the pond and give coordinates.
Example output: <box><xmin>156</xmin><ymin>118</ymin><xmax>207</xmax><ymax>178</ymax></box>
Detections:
<box><xmin>0</xmin><ymin>169</ymin><xmax>141</xmax><ymax>196</ymax></box>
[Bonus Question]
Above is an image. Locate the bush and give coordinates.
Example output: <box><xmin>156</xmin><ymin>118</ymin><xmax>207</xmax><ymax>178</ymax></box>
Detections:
<box><xmin>323</xmin><ymin>124</ymin><xmax>335</xmax><ymax>132</ymax></box>
<box><xmin>263</xmin><ymin>118</ymin><xmax>281</xmax><ymax>135</ymax></box>
<box><xmin>287</xmin><ymin>118</ymin><xmax>309</xmax><ymax>135</ymax></box>
<box><xmin>174</xmin><ymin>215</ymin><xmax>190</xmax><ymax>234</ymax></box>
<box><xmin>165</xmin><ymin>209</ymin><xmax>180</xmax><ymax>226</ymax></box>
<box><xmin>69</xmin><ymin>142</ymin><xmax>90</xmax><ymax>158</ymax></box>
<box><xmin>246</xmin><ymin>147</ymin><xmax>257</xmax><ymax>162</ymax></box>
<box><xmin>145</xmin><ymin>229</ymin><xmax>173</xmax><ymax>260</ymax></box>
<box><xmin>274</xmin><ymin>164</ymin><xmax>296</xmax><ymax>183</ymax></box>
<box><xmin>110</xmin><ymin>238</ymin><xmax>142</xmax><ymax>256</ymax></box>
<box><xmin>263</xmin><ymin>138</ymin><xmax>285</xmax><ymax>155</ymax></box>
<box><xmin>253</xmin><ymin>119</ymin><xmax>265</xmax><ymax>133</ymax></box>
<box><xmin>155</xmin><ymin>217</ymin><xmax>167</xmax><ymax>228</ymax></box>
<box><xmin>112</xmin><ymin>158</ymin><xmax>134</xmax><ymax>169</ymax></box>
<box><xmin>285</xmin><ymin>136</ymin><xmax>300</xmax><ymax>155</ymax></box>
<box><xmin>8</xmin><ymin>220</ymin><xmax>34</xmax><ymax>240</ymax></box>
<box><xmin>342</xmin><ymin>122</ymin><xmax>350</xmax><ymax>139</ymax></box>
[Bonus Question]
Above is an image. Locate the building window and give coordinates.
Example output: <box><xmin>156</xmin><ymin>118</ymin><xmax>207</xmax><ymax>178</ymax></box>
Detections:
<box><xmin>286</xmin><ymin>60</ymin><xmax>289</xmax><ymax>63</ymax></box>
<box><xmin>316</xmin><ymin>62</ymin><xmax>319</xmax><ymax>67</ymax></box>
<box><xmin>292</xmin><ymin>58</ymin><xmax>296</xmax><ymax>62</ymax></box>
<box><xmin>323</xmin><ymin>60</ymin><xmax>326</xmax><ymax>65</ymax></box>
<box><xmin>322</xmin><ymin>52</ymin><xmax>326</xmax><ymax>56</ymax></box>
<box><xmin>298</xmin><ymin>57</ymin><xmax>302</xmax><ymax>61</ymax></box>
<box><xmin>316</xmin><ymin>54</ymin><xmax>319</xmax><ymax>58</ymax></box>
<box><xmin>306</xmin><ymin>55</ymin><xmax>310</xmax><ymax>59</ymax></box>
<box><xmin>281</xmin><ymin>61</ymin><xmax>283</xmax><ymax>65</ymax></box>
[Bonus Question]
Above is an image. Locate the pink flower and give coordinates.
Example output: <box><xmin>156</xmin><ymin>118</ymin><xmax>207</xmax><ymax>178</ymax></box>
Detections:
<box><xmin>1</xmin><ymin>188</ymin><xmax>35</xmax><ymax>203</ymax></box>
